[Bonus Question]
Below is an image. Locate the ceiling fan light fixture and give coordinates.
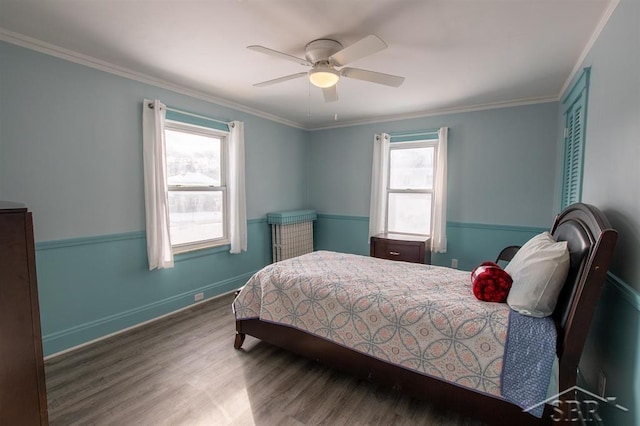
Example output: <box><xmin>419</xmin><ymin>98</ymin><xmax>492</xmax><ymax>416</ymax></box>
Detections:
<box><xmin>309</xmin><ymin>68</ymin><xmax>340</xmax><ymax>88</ymax></box>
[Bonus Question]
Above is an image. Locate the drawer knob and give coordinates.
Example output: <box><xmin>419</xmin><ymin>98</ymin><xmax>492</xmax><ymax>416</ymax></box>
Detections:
<box><xmin>389</xmin><ymin>251</ymin><xmax>400</xmax><ymax>256</ymax></box>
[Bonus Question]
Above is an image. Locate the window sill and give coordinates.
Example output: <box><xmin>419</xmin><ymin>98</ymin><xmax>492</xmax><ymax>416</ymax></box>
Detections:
<box><xmin>173</xmin><ymin>239</ymin><xmax>230</xmax><ymax>256</ymax></box>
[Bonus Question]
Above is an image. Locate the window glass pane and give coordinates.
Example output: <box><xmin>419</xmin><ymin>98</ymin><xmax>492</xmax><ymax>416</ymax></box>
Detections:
<box><xmin>388</xmin><ymin>193</ymin><xmax>431</xmax><ymax>235</ymax></box>
<box><xmin>389</xmin><ymin>147</ymin><xmax>434</xmax><ymax>189</ymax></box>
<box><xmin>165</xmin><ymin>129</ymin><xmax>221</xmax><ymax>186</ymax></box>
<box><xmin>168</xmin><ymin>191</ymin><xmax>224</xmax><ymax>245</ymax></box>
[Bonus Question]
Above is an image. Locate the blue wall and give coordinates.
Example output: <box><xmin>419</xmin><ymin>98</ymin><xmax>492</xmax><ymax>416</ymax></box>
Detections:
<box><xmin>0</xmin><ymin>42</ymin><xmax>308</xmax><ymax>241</ymax></box>
<box><xmin>0</xmin><ymin>41</ymin><xmax>562</xmax><ymax>355</ymax></box>
<box><xmin>307</xmin><ymin>102</ymin><xmax>560</xmax><ymax>271</ymax></box>
<box><xmin>560</xmin><ymin>0</ymin><xmax>640</xmax><ymax>424</ymax></box>
<box><xmin>314</xmin><ymin>214</ymin><xmax>545</xmax><ymax>271</ymax></box>
<box><xmin>0</xmin><ymin>42</ymin><xmax>308</xmax><ymax>355</ymax></box>
<box><xmin>35</xmin><ymin>219</ymin><xmax>270</xmax><ymax>354</ymax></box>
<box><xmin>307</xmin><ymin>102</ymin><xmax>560</xmax><ymax>228</ymax></box>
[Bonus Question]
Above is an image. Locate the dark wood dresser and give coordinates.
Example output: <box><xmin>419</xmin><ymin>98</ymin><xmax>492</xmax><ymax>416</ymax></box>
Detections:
<box><xmin>370</xmin><ymin>233</ymin><xmax>431</xmax><ymax>264</ymax></box>
<box><xmin>0</xmin><ymin>201</ymin><xmax>49</xmax><ymax>424</ymax></box>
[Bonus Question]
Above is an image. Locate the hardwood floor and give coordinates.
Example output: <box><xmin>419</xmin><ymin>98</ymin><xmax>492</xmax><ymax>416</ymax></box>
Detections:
<box><xmin>45</xmin><ymin>294</ymin><xmax>483</xmax><ymax>425</ymax></box>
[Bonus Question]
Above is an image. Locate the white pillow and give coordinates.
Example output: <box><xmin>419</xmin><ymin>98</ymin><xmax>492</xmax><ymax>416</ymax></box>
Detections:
<box><xmin>505</xmin><ymin>232</ymin><xmax>570</xmax><ymax>317</ymax></box>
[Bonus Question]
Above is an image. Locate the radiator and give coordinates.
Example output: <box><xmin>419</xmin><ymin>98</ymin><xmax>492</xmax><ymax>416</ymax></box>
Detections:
<box><xmin>267</xmin><ymin>210</ymin><xmax>317</xmax><ymax>262</ymax></box>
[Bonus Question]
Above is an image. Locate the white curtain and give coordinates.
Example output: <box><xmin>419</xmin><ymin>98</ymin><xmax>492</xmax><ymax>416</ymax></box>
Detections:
<box><xmin>228</xmin><ymin>121</ymin><xmax>247</xmax><ymax>254</ymax></box>
<box><xmin>142</xmin><ymin>99</ymin><xmax>174</xmax><ymax>270</ymax></box>
<box><xmin>431</xmin><ymin>127</ymin><xmax>448</xmax><ymax>253</ymax></box>
<box><xmin>368</xmin><ymin>133</ymin><xmax>390</xmax><ymax>239</ymax></box>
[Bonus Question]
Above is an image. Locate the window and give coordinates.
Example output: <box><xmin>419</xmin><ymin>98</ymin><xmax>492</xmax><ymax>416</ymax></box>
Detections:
<box><xmin>386</xmin><ymin>141</ymin><xmax>436</xmax><ymax>235</ymax></box>
<box><xmin>369</xmin><ymin>128</ymin><xmax>447</xmax><ymax>252</ymax></box>
<box><xmin>165</xmin><ymin>121</ymin><xmax>229</xmax><ymax>253</ymax></box>
<box><xmin>561</xmin><ymin>67</ymin><xmax>590</xmax><ymax>209</ymax></box>
<box><xmin>143</xmin><ymin>99</ymin><xmax>245</xmax><ymax>269</ymax></box>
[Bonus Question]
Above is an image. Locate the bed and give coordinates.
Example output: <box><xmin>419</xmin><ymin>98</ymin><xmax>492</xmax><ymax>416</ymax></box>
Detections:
<box><xmin>232</xmin><ymin>203</ymin><xmax>617</xmax><ymax>424</ymax></box>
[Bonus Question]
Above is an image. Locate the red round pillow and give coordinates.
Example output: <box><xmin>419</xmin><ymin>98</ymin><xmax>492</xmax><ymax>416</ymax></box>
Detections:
<box><xmin>471</xmin><ymin>262</ymin><xmax>513</xmax><ymax>302</ymax></box>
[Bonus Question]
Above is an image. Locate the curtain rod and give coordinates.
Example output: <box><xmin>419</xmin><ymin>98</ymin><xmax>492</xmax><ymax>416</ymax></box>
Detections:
<box><xmin>146</xmin><ymin>102</ymin><xmax>232</xmax><ymax>127</ymax></box>
<box><xmin>390</xmin><ymin>129</ymin><xmax>439</xmax><ymax>138</ymax></box>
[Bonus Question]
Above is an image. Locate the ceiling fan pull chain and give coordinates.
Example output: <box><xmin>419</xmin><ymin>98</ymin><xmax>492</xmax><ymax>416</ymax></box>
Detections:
<box><xmin>308</xmin><ymin>80</ymin><xmax>311</xmax><ymax>117</ymax></box>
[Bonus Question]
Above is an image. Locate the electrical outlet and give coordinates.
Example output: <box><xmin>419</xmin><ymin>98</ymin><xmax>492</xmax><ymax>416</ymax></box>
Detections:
<box><xmin>194</xmin><ymin>292</ymin><xmax>204</xmax><ymax>302</ymax></box>
<box><xmin>597</xmin><ymin>371</ymin><xmax>606</xmax><ymax>397</ymax></box>
<box><xmin>451</xmin><ymin>259</ymin><xmax>458</xmax><ymax>269</ymax></box>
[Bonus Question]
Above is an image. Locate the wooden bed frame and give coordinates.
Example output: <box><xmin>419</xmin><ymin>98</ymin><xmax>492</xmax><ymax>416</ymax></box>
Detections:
<box><xmin>233</xmin><ymin>203</ymin><xmax>617</xmax><ymax>425</ymax></box>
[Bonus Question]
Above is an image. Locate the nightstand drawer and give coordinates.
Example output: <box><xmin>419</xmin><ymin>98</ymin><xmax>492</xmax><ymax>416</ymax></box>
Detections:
<box><xmin>370</xmin><ymin>233</ymin><xmax>431</xmax><ymax>264</ymax></box>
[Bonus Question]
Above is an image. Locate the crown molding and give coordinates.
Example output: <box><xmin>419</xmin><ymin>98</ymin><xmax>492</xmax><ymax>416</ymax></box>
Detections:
<box><xmin>0</xmin><ymin>27</ymin><xmax>305</xmax><ymax>130</ymax></box>
<box><xmin>558</xmin><ymin>0</ymin><xmax>620</xmax><ymax>98</ymax></box>
<box><xmin>307</xmin><ymin>96</ymin><xmax>558</xmax><ymax>131</ymax></box>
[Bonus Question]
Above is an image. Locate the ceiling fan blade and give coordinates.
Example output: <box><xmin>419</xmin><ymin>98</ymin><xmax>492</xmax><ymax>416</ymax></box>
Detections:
<box><xmin>323</xmin><ymin>85</ymin><xmax>338</xmax><ymax>102</ymax></box>
<box><xmin>247</xmin><ymin>45</ymin><xmax>311</xmax><ymax>66</ymax></box>
<box><xmin>253</xmin><ymin>72</ymin><xmax>307</xmax><ymax>87</ymax></box>
<box><xmin>340</xmin><ymin>67</ymin><xmax>405</xmax><ymax>87</ymax></box>
<box><xmin>329</xmin><ymin>35</ymin><xmax>387</xmax><ymax>66</ymax></box>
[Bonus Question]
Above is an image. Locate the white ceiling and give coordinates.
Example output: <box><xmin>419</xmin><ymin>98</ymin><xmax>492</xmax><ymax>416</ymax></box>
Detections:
<box><xmin>0</xmin><ymin>0</ymin><xmax>615</xmax><ymax>129</ymax></box>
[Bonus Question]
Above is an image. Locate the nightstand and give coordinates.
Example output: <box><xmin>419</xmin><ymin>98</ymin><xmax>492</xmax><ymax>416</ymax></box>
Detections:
<box><xmin>370</xmin><ymin>233</ymin><xmax>431</xmax><ymax>264</ymax></box>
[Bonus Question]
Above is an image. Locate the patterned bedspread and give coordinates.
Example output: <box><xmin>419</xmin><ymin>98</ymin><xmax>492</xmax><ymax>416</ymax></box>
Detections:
<box><xmin>233</xmin><ymin>251</ymin><xmax>555</xmax><ymax>416</ymax></box>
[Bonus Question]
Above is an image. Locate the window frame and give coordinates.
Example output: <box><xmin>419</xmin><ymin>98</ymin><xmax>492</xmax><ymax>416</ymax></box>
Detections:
<box><xmin>164</xmin><ymin>119</ymin><xmax>230</xmax><ymax>254</ymax></box>
<box><xmin>385</xmin><ymin>139</ymin><xmax>438</xmax><ymax>237</ymax></box>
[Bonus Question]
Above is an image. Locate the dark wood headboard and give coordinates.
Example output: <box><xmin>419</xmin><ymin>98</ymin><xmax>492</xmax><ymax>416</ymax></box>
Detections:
<box><xmin>549</xmin><ymin>203</ymin><xmax>617</xmax><ymax>391</ymax></box>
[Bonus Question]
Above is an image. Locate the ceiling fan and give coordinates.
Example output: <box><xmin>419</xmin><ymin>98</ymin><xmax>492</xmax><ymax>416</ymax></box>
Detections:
<box><xmin>248</xmin><ymin>35</ymin><xmax>405</xmax><ymax>102</ymax></box>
